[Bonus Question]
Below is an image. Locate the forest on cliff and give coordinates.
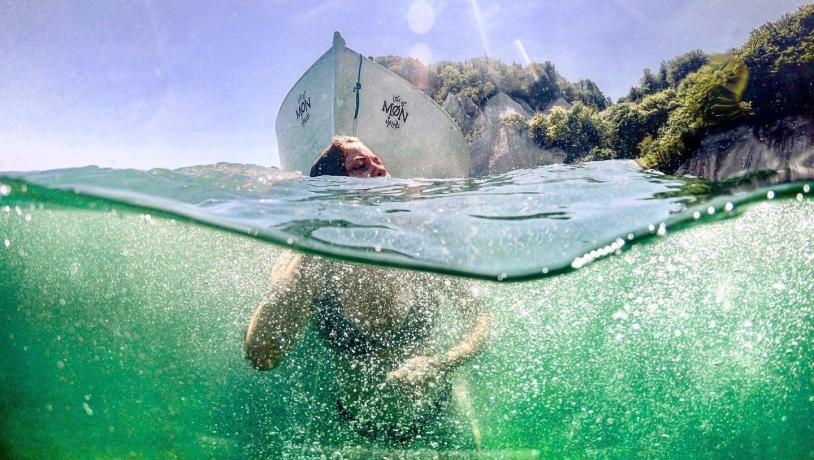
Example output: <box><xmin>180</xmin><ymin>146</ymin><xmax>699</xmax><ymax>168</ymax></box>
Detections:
<box><xmin>375</xmin><ymin>4</ymin><xmax>814</xmax><ymax>172</ymax></box>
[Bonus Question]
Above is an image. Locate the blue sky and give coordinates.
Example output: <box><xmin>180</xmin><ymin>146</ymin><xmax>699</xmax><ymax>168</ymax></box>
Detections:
<box><xmin>1</xmin><ymin>0</ymin><xmax>809</xmax><ymax>171</ymax></box>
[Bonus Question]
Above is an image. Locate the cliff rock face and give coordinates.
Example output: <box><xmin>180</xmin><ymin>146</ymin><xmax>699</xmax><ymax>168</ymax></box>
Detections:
<box><xmin>543</xmin><ymin>96</ymin><xmax>572</xmax><ymax>114</ymax></box>
<box><xmin>676</xmin><ymin>115</ymin><xmax>814</xmax><ymax>181</ymax></box>
<box><xmin>444</xmin><ymin>92</ymin><xmax>565</xmax><ymax>176</ymax></box>
<box><xmin>442</xmin><ymin>93</ymin><xmax>484</xmax><ymax>141</ymax></box>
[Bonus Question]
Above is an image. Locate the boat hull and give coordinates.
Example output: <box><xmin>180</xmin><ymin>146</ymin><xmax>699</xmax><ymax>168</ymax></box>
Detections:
<box><xmin>276</xmin><ymin>33</ymin><xmax>469</xmax><ymax>178</ymax></box>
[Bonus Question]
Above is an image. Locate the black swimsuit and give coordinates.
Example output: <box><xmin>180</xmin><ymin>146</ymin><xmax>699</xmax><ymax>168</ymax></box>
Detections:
<box><xmin>315</xmin><ymin>283</ymin><xmax>436</xmax><ymax>357</ymax></box>
<box><xmin>314</xmin><ymin>275</ymin><xmax>446</xmax><ymax>442</ymax></box>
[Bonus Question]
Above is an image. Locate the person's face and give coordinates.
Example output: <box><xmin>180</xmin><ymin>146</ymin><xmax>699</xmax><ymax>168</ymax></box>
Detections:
<box><xmin>342</xmin><ymin>142</ymin><xmax>390</xmax><ymax>178</ymax></box>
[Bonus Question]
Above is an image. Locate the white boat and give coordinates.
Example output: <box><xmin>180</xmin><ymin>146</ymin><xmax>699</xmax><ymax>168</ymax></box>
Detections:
<box><xmin>276</xmin><ymin>32</ymin><xmax>469</xmax><ymax>178</ymax></box>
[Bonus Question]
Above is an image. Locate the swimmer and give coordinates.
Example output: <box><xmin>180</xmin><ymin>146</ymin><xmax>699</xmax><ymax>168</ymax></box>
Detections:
<box><xmin>244</xmin><ymin>136</ymin><xmax>491</xmax><ymax>443</ymax></box>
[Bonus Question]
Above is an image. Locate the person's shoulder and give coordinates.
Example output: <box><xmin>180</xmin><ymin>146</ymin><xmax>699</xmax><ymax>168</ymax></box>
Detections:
<box><xmin>270</xmin><ymin>250</ymin><xmax>324</xmax><ymax>281</ymax></box>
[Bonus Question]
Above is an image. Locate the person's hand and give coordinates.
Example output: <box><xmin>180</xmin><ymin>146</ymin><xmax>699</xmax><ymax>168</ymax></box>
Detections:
<box><xmin>385</xmin><ymin>355</ymin><xmax>445</xmax><ymax>387</ymax></box>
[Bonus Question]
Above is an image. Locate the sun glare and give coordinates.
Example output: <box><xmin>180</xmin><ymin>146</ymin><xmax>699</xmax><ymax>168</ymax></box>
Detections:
<box><xmin>408</xmin><ymin>0</ymin><xmax>435</xmax><ymax>35</ymax></box>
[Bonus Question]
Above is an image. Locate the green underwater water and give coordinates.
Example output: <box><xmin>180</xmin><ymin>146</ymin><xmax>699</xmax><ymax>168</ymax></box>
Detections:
<box><xmin>0</xmin><ymin>167</ymin><xmax>813</xmax><ymax>458</ymax></box>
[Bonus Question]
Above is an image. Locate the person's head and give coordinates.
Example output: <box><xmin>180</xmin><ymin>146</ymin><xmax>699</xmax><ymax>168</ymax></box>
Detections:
<box><xmin>309</xmin><ymin>136</ymin><xmax>389</xmax><ymax>178</ymax></box>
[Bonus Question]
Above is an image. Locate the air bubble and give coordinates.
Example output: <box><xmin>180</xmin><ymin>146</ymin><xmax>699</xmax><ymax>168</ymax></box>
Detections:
<box><xmin>373</xmin><ymin>245</ymin><xmax>382</xmax><ymax>252</ymax></box>
<box><xmin>657</xmin><ymin>223</ymin><xmax>667</xmax><ymax>236</ymax></box>
<box><xmin>541</xmin><ymin>267</ymin><xmax>549</xmax><ymax>274</ymax></box>
<box><xmin>648</xmin><ymin>224</ymin><xmax>655</xmax><ymax>232</ymax></box>
<box><xmin>627</xmin><ymin>233</ymin><xmax>634</xmax><ymax>240</ymax></box>
<box><xmin>286</xmin><ymin>238</ymin><xmax>294</xmax><ymax>245</ymax></box>
<box><xmin>571</xmin><ymin>257</ymin><xmax>586</xmax><ymax>269</ymax></box>
<box><xmin>82</xmin><ymin>402</ymin><xmax>94</xmax><ymax>416</ymax></box>
<box><xmin>804</xmin><ymin>184</ymin><xmax>810</xmax><ymax>193</ymax></box>
<box><xmin>707</xmin><ymin>207</ymin><xmax>715</xmax><ymax>215</ymax></box>
<box><xmin>724</xmin><ymin>202</ymin><xmax>734</xmax><ymax>212</ymax></box>
<box><xmin>766</xmin><ymin>190</ymin><xmax>775</xmax><ymax>200</ymax></box>
<box><xmin>3</xmin><ymin>239</ymin><xmax>9</xmax><ymax>248</ymax></box>
<box><xmin>497</xmin><ymin>273</ymin><xmax>507</xmax><ymax>281</ymax></box>
<box><xmin>692</xmin><ymin>211</ymin><xmax>701</xmax><ymax>219</ymax></box>
<box><xmin>0</xmin><ymin>184</ymin><xmax>10</xmax><ymax>196</ymax></box>
<box><xmin>796</xmin><ymin>193</ymin><xmax>803</xmax><ymax>202</ymax></box>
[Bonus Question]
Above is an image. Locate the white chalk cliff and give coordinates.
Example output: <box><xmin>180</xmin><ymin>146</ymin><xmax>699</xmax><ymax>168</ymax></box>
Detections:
<box><xmin>443</xmin><ymin>92</ymin><xmax>565</xmax><ymax>176</ymax></box>
<box><xmin>442</xmin><ymin>90</ymin><xmax>813</xmax><ymax>181</ymax></box>
<box><xmin>676</xmin><ymin>115</ymin><xmax>814</xmax><ymax>181</ymax></box>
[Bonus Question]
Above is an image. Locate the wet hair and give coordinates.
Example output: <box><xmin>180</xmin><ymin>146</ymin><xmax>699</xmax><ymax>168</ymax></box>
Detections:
<box><xmin>309</xmin><ymin>135</ymin><xmax>361</xmax><ymax>177</ymax></box>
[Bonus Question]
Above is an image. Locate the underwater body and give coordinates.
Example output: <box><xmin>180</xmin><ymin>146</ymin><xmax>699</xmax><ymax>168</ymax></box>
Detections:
<box><xmin>0</xmin><ymin>162</ymin><xmax>812</xmax><ymax>458</ymax></box>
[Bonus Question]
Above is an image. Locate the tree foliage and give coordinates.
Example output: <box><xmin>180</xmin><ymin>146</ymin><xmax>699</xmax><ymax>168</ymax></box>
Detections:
<box><xmin>374</xmin><ymin>56</ymin><xmax>609</xmax><ymax>111</ymax></box>
<box><xmin>377</xmin><ymin>4</ymin><xmax>814</xmax><ymax>172</ymax></box>
<box><xmin>529</xmin><ymin>103</ymin><xmax>607</xmax><ymax>163</ymax></box>
<box><xmin>563</xmin><ymin>79</ymin><xmax>611</xmax><ymax>111</ymax></box>
<box><xmin>622</xmin><ymin>50</ymin><xmax>708</xmax><ymax>102</ymax></box>
<box><xmin>638</xmin><ymin>57</ymin><xmax>751</xmax><ymax>171</ymax></box>
<box><xmin>735</xmin><ymin>4</ymin><xmax>814</xmax><ymax>121</ymax></box>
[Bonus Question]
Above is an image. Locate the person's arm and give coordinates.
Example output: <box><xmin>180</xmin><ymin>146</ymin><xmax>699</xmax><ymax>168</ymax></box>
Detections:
<box><xmin>438</xmin><ymin>286</ymin><xmax>491</xmax><ymax>372</ymax></box>
<box><xmin>243</xmin><ymin>251</ymin><xmax>321</xmax><ymax>371</ymax></box>
<box><xmin>386</xmin><ymin>278</ymin><xmax>491</xmax><ymax>384</ymax></box>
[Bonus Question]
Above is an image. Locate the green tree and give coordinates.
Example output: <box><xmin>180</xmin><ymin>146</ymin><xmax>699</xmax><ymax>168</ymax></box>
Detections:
<box><xmin>664</xmin><ymin>50</ymin><xmax>708</xmax><ymax>87</ymax></box>
<box><xmin>602</xmin><ymin>103</ymin><xmax>645</xmax><ymax>159</ymax></box>
<box><xmin>530</xmin><ymin>103</ymin><xmax>607</xmax><ymax>162</ymax></box>
<box><xmin>638</xmin><ymin>57</ymin><xmax>750</xmax><ymax>172</ymax></box>
<box><xmin>637</xmin><ymin>89</ymin><xmax>679</xmax><ymax>133</ymax></box>
<box><xmin>527</xmin><ymin>62</ymin><xmax>563</xmax><ymax>109</ymax></box>
<box><xmin>563</xmin><ymin>79</ymin><xmax>611</xmax><ymax>111</ymax></box>
<box><xmin>736</xmin><ymin>4</ymin><xmax>814</xmax><ymax>121</ymax></box>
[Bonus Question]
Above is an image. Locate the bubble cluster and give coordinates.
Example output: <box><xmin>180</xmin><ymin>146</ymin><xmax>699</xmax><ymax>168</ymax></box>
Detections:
<box><xmin>571</xmin><ymin>238</ymin><xmax>625</xmax><ymax>269</ymax></box>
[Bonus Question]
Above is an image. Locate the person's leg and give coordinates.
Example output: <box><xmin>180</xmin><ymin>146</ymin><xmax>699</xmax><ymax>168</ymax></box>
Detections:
<box><xmin>452</xmin><ymin>375</ymin><xmax>483</xmax><ymax>450</ymax></box>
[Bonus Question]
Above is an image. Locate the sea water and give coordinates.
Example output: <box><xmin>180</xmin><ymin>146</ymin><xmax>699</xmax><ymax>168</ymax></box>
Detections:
<box><xmin>0</xmin><ymin>162</ymin><xmax>812</xmax><ymax>458</ymax></box>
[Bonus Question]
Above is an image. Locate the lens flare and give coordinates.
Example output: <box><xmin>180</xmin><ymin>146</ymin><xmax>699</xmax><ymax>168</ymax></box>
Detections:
<box><xmin>469</xmin><ymin>0</ymin><xmax>490</xmax><ymax>56</ymax></box>
<box><xmin>408</xmin><ymin>1</ymin><xmax>435</xmax><ymax>35</ymax></box>
<box><xmin>513</xmin><ymin>39</ymin><xmax>538</xmax><ymax>79</ymax></box>
<box><xmin>513</xmin><ymin>39</ymin><xmax>532</xmax><ymax>66</ymax></box>
<box><xmin>409</xmin><ymin>42</ymin><xmax>433</xmax><ymax>64</ymax></box>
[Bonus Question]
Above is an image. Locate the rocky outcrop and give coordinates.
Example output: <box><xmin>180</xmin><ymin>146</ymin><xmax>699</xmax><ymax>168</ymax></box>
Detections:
<box><xmin>543</xmin><ymin>96</ymin><xmax>572</xmax><ymax>114</ymax></box>
<box><xmin>676</xmin><ymin>115</ymin><xmax>814</xmax><ymax>181</ymax></box>
<box><xmin>442</xmin><ymin>90</ymin><xmax>814</xmax><ymax>181</ymax></box>
<box><xmin>442</xmin><ymin>93</ymin><xmax>485</xmax><ymax>141</ymax></box>
<box><xmin>444</xmin><ymin>92</ymin><xmax>565</xmax><ymax>176</ymax></box>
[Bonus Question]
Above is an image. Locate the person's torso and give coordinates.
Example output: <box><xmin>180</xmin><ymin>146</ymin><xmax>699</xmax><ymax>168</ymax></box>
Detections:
<box><xmin>315</xmin><ymin>261</ymin><xmax>438</xmax><ymax>358</ymax></box>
